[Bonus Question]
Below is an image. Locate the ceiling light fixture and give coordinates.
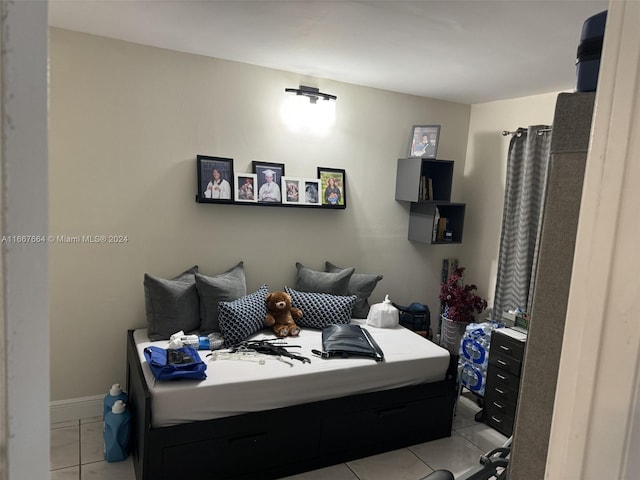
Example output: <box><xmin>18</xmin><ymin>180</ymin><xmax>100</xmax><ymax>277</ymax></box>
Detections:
<box><xmin>280</xmin><ymin>85</ymin><xmax>337</xmax><ymax>135</ymax></box>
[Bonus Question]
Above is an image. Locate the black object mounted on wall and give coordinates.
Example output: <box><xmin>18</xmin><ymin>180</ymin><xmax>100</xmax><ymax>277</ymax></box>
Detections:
<box><xmin>196</xmin><ymin>155</ymin><xmax>235</xmax><ymax>204</ymax></box>
<box><xmin>195</xmin><ymin>155</ymin><xmax>346</xmax><ymax>209</ymax></box>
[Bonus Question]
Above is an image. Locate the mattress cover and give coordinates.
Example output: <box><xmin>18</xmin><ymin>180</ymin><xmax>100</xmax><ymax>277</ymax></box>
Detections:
<box><xmin>133</xmin><ymin>320</ymin><xmax>450</xmax><ymax>427</ymax></box>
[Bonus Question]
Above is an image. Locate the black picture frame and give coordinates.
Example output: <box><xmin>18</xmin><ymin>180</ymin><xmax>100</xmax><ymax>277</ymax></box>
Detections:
<box><xmin>317</xmin><ymin>167</ymin><xmax>346</xmax><ymax>209</ymax></box>
<box><xmin>196</xmin><ymin>155</ymin><xmax>234</xmax><ymax>203</ymax></box>
<box><xmin>408</xmin><ymin>125</ymin><xmax>441</xmax><ymax>158</ymax></box>
<box><xmin>252</xmin><ymin>161</ymin><xmax>285</xmax><ymax>204</ymax></box>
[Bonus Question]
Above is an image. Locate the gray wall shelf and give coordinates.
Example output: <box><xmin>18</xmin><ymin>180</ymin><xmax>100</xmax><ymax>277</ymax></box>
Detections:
<box><xmin>395</xmin><ymin>158</ymin><xmax>465</xmax><ymax>244</ymax></box>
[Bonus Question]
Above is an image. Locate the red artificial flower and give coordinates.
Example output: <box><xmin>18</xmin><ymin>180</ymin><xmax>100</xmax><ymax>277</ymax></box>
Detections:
<box><xmin>439</xmin><ymin>267</ymin><xmax>488</xmax><ymax>323</ymax></box>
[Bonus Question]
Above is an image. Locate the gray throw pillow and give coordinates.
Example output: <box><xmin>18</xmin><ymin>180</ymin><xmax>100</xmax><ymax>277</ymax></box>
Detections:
<box><xmin>144</xmin><ymin>266</ymin><xmax>200</xmax><ymax>341</ymax></box>
<box><xmin>325</xmin><ymin>261</ymin><xmax>384</xmax><ymax>318</ymax></box>
<box><xmin>195</xmin><ymin>262</ymin><xmax>247</xmax><ymax>333</ymax></box>
<box><xmin>295</xmin><ymin>262</ymin><xmax>354</xmax><ymax>295</ymax></box>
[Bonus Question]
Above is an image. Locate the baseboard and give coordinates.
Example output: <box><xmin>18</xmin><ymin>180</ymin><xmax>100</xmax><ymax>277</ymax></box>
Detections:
<box><xmin>50</xmin><ymin>395</ymin><xmax>103</xmax><ymax>424</ymax></box>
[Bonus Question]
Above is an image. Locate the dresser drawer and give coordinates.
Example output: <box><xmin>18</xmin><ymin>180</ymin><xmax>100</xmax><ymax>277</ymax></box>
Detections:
<box><xmin>488</xmin><ymin>367</ymin><xmax>520</xmax><ymax>390</ymax></box>
<box><xmin>485</xmin><ymin>408</ymin><xmax>515</xmax><ymax>437</ymax></box>
<box><xmin>491</xmin><ymin>329</ymin><xmax>525</xmax><ymax>361</ymax></box>
<box><xmin>484</xmin><ymin>393</ymin><xmax>517</xmax><ymax>418</ymax></box>
<box><xmin>485</xmin><ymin>379</ymin><xmax>519</xmax><ymax>405</ymax></box>
<box><xmin>488</xmin><ymin>350</ymin><xmax>522</xmax><ymax>376</ymax></box>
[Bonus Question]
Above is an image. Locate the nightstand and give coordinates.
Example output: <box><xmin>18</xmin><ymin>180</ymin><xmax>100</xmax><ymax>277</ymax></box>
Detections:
<box><xmin>483</xmin><ymin>328</ymin><xmax>527</xmax><ymax>436</ymax></box>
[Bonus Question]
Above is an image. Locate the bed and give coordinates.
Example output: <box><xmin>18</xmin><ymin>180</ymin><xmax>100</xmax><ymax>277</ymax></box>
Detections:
<box><xmin>126</xmin><ymin>321</ymin><xmax>457</xmax><ymax>480</ymax></box>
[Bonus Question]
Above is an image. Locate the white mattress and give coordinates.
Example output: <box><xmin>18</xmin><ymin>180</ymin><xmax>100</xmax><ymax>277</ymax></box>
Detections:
<box><xmin>133</xmin><ymin>320</ymin><xmax>451</xmax><ymax>427</ymax></box>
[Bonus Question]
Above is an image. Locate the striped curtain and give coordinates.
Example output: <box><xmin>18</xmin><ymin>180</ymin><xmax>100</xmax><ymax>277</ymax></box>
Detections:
<box><xmin>493</xmin><ymin>125</ymin><xmax>552</xmax><ymax>320</ymax></box>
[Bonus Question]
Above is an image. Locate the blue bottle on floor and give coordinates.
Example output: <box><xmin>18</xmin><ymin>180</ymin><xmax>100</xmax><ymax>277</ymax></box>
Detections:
<box><xmin>103</xmin><ymin>400</ymin><xmax>130</xmax><ymax>462</ymax></box>
<box><xmin>103</xmin><ymin>383</ymin><xmax>127</xmax><ymax>421</ymax></box>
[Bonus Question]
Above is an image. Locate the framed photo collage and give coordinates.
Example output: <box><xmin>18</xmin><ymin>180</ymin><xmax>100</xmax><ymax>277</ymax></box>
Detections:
<box><xmin>196</xmin><ymin>155</ymin><xmax>346</xmax><ymax>209</ymax></box>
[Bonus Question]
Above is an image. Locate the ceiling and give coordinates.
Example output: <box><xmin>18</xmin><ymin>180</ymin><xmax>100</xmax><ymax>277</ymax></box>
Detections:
<box><xmin>48</xmin><ymin>0</ymin><xmax>609</xmax><ymax>105</ymax></box>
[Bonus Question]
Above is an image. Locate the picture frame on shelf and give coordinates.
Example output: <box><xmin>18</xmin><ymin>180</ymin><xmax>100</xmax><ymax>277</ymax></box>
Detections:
<box><xmin>252</xmin><ymin>161</ymin><xmax>285</xmax><ymax>204</ymax></box>
<box><xmin>282</xmin><ymin>176</ymin><xmax>303</xmax><ymax>205</ymax></box>
<box><xmin>302</xmin><ymin>178</ymin><xmax>321</xmax><ymax>205</ymax></box>
<box><xmin>317</xmin><ymin>167</ymin><xmax>346</xmax><ymax>208</ymax></box>
<box><xmin>196</xmin><ymin>155</ymin><xmax>234</xmax><ymax>203</ymax></box>
<box><xmin>234</xmin><ymin>173</ymin><xmax>257</xmax><ymax>203</ymax></box>
<box><xmin>408</xmin><ymin>125</ymin><xmax>440</xmax><ymax>158</ymax></box>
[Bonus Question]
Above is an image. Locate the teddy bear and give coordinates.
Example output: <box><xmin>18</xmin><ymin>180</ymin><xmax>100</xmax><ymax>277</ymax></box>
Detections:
<box><xmin>264</xmin><ymin>291</ymin><xmax>303</xmax><ymax>337</ymax></box>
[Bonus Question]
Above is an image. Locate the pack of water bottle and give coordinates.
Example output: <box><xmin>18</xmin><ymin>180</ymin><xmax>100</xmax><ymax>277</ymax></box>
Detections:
<box><xmin>458</xmin><ymin>322</ymin><xmax>503</xmax><ymax>396</ymax></box>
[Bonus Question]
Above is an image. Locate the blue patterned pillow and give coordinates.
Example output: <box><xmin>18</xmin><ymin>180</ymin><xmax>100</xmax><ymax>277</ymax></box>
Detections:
<box><xmin>284</xmin><ymin>287</ymin><xmax>356</xmax><ymax>329</ymax></box>
<box><xmin>218</xmin><ymin>285</ymin><xmax>269</xmax><ymax>346</ymax></box>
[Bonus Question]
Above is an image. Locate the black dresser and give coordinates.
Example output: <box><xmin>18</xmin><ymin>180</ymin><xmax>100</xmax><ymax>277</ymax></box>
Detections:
<box><xmin>483</xmin><ymin>328</ymin><xmax>527</xmax><ymax>436</ymax></box>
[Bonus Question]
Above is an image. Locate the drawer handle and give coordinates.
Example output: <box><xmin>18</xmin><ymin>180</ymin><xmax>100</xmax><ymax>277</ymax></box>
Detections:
<box><xmin>229</xmin><ymin>432</ymin><xmax>267</xmax><ymax>446</ymax></box>
<box><xmin>497</xmin><ymin>359</ymin><xmax>509</xmax><ymax>367</ymax></box>
<box><xmin>496</xmin><ymin>373</ymin><xmax>507</xmax><ymax>381</ymax></box>
<box><xmin>492</xmin><ymin>401</ymin><xmax>505</xmax><ymax>411</ymax></box>
<box><xmin>491</xmin><ymin>416</ymin><xmax>503</xmax><ymax>424</ymax></box>
<box><xmin>494</xmin><ymin>387</ymin><xmax>505</xmax><ymax>396</ymax></box>
<box><xmin>377</xmin><ymin>406</ymin><xmax>407</xmax><ymax>418</ymax></box>
<box><xmin>499</xmin><ymin>345</ymin><xmax>512</xmax><ymax>353</ymax></box>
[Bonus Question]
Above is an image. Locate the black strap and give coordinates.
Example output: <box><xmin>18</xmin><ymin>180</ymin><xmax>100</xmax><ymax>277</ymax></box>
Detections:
<box><xmin>361</xmin><ymin>328</ymin><xmax>385</xmax><ymax>362</ymax></box>
<box><xmin>577</xmin><ymin>36</ymin><xmax>603</xmax><ymax>62</ymax></box>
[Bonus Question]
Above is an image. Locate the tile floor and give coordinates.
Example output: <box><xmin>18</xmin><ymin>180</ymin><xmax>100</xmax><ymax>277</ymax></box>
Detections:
<box><xmin>50</xmin><ymin>391</ymin><xmax>507</xmax><ymax>480</ymax></box>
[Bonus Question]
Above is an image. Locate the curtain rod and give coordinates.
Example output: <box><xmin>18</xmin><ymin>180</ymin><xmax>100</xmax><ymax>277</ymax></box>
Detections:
<box><xmin>502</xmin><ymin>128</ymin><xmax>552</xmax><ymax>136</ymax></box>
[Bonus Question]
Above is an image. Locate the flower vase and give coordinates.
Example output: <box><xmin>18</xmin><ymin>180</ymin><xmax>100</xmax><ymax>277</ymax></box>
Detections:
<box><xmin>440</xmin><ymin>314</ymin><xmax>469</xmax><ymax>355</ymax></box>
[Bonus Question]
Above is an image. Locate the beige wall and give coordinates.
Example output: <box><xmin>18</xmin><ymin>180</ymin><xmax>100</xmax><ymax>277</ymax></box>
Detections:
<box><xmin>462</xmin><ymin>92</ymin><xmax>562</xmax><ymax>312</ymax></box>
<box><xmin>49</xmin><ymin>27</ymin><xmax>567</xmax><ymax>402</ymax></box>
<box><xmin>49</xmin><ymin>28</ymin><xmax>474</xmax><ymax>400</ymax></box>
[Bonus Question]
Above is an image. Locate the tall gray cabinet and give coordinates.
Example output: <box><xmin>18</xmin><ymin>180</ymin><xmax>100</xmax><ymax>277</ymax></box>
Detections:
<box><xmin>508</xmin><ymin>92</ymin><xmax>595</xmax><ymax>479</ymax></box>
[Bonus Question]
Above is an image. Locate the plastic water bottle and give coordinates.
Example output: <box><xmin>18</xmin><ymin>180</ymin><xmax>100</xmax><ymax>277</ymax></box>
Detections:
<box><xmin>103</xmin><ymin>384</ymin><xmax>127</xmax><ymax>420</ymax></box>
<box><xmin>103</xmin><ymin>400</ymin><xmax>130</xmax><ymax>462</ymax></box>
<box><xmin>167</xmin><ymin>332</ymin><xmax>224</xmax><ymax>350</ymax></box>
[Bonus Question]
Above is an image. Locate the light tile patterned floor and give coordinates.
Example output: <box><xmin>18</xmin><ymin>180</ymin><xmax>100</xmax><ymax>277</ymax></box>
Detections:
<box><xmin>50</xmin><ymin>393</ymin><xmax>507</xmax><ymax>480</ymax></box>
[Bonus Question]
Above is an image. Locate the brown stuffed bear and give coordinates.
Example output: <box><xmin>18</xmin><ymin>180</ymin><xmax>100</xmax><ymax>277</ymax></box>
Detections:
<box><xmin>264</xmin><ymin>291</ymin><xmax>303</xmax><ymax>337</ymax></box>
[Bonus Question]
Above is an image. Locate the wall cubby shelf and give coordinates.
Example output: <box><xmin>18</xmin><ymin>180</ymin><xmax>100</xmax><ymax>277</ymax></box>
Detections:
<box><xmin>395</xmin><ymin>158</ymin><xmax>465</xmax><ymax>244</ymax></box>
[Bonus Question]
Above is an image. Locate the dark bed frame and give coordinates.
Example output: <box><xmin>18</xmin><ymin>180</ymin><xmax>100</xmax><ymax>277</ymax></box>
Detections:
<box><xmin>126</xmin><ymin>329</ymin><xmax>458</xmax><ymax>480</ymax></box>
